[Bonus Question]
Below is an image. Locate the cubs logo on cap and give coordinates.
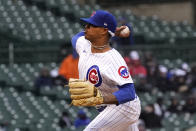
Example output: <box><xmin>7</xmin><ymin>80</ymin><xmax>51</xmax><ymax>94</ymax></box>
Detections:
<box><xmin>118</xmin><ymin>66</ymin><xmax>129</xmax><ymax>78</ymax></box>
<box><xmin>91</xmin><ymin>11</ymin><xmax>96</xmax><ymax>17</ymax></box>
<box><xmin>86</xmin><ymin>65</ymin><xmax>102</xmax><ymax>87</ymax></box>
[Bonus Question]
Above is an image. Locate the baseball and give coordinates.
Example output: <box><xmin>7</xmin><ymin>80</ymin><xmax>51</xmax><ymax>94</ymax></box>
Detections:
<box><xmin>120</xmin><ymin>26</ymin><xmax>130</xmax><ymax>35</ymax></box>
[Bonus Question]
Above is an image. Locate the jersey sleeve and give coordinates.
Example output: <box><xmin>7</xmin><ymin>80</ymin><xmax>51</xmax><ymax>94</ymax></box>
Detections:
<box><xmin>71</xmin><ymin>31</ymin><xmax>90</xmax><ymax>55</ymax></box>
<box><xmin>103</xmin><ymin>50</ymin><xmax>133</xmax><ymax>86</ymax></box>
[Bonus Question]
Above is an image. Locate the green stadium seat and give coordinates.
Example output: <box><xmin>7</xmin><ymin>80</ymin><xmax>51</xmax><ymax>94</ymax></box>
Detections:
<box><xmin>45</xmin><ymin>0</ymin><xmax>58</xmax><ymax>9</ymax></box>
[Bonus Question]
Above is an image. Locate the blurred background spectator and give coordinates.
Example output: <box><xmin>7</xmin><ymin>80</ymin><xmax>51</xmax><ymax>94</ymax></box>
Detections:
<box><xmin>167</xmin><ymin>97</ymin><xmax>181</xmax><ymax>114</ymax></box>
<box><xmin>58</xmin><ymin>111</ymin><xmax>72</xmax><ymax>129</ymax></box>
<box><xmin>58</xmin><ymin>49</ymin><xmax>79</xmax><ymax>82</ymax></box>
<box><xmin>153</xmin><ymin>97</ymin><xmax>165</xmax><ymax>118</ymax></box>
<box><xmin>137</xmin><ymin>119</ymin><xmax>146</xmax><ymax>131</ymax></box>
<box><xmin>0</xmin><ymin>123</ymin><xmax>8</xmax><ymax>131</ymax></box>
<box><xmin>128</xmin><ymin>50</ymin><xmax>147</xmax><ymax>78</ymax></box>
<box><xmin>34</xmin><ymin>67</ymin><xmax>53</xmax><ymax>89</ymax></box>
<box><xmin>74</xmin><ymin>109</ymin><xmax>91</xmax><ymax>129</ymax></box>
<box><xmin>187</xmin><ymin>64</ymin><xmax>196</xmax><ymax>94</ymax></box>
<box><xmin>136</xmin><ymin>75</ymin><xmax>153</xmax><ymax>92</ymax></box>
<box><xmin>182</xmin><ymin>96</ymin><xmax>196</xmax><ymax>114</ymax></box>
<box><xmin>140</xmin><ymin>104</ymin><xmax>162</xmax><ymax>129</ymax></box>
<box><xmin>34</xmin><ymin>67</ymin><xmax>53</xmax><ymax>95</ymax></box>
<box><xmin>155</xmin><ymin>65</ymin><xmax>169</xmax><ymax>92</ymax></box>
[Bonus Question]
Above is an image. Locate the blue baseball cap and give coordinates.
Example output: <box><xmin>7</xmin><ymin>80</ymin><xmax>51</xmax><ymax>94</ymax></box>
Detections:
<box><xmin>80</xmin><ymin>10</ymin><xmax>117</xmax><ymax>37</ymax></box>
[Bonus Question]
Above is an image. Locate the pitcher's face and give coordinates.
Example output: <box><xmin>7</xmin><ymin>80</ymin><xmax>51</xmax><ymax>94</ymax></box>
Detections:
<box><xmin>84</xmin><ymin>24</ymin><xmax>107</xmax><ymax>42</ymax></box>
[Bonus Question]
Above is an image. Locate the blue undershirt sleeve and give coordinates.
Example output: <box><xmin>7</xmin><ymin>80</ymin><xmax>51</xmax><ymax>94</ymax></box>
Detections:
<box><xmin>113</xmin><ymin>83</ymin><xmax>136</xmax><ymax>104</ymax></box>
<box><xmin>71</xmin><ymin>31</ymin><xmax>85</xmax><ymax>50</ymax></box>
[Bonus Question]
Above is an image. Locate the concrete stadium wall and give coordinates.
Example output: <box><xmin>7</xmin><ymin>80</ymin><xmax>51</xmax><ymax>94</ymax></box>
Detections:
<box><xmin>129</xmin><ymin>2</ymin><xmax>194</xmax><ymax>24</ymax></box>
<box><xmin>105</xmin><ymin>2</ymin><xmax>194</xmax><ymax>25</ymax></box>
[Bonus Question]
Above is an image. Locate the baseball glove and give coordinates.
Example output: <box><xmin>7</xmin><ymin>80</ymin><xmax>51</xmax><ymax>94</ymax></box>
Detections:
<box><xmin>68</xmin><ymin>78</ymin><xmax>104</xmax><ymax>106</ymax></box>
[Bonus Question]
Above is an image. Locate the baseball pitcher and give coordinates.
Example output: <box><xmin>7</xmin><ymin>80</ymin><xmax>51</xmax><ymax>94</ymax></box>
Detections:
<box><xmin>68</xmin><ymin>10</ymin><xmax>141</xmax><ymax>131</ymax></box>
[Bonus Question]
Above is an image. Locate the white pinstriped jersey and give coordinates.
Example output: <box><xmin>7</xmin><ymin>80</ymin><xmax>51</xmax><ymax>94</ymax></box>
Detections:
<box><xmin>75</xmin><ymin>35</ymin><xmax>138</xmax><ymax>109</ymax></box>
<box><xmin>76</xmin><ymin>35</ymin><xmax>133</xmax><ymax>90</ymax></box>
<box><xmin>74</xmin><ymin>34</ymin><xmax>141</xmax><ymax>131</ymax></box>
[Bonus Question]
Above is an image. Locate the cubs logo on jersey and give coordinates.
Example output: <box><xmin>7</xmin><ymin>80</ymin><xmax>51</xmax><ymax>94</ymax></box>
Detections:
<box><xmin>118</xmin><ymin>66</ymin><xmax>129</xmax><ymax>78</ymax></box>
<box><xmin>86</xmin><ymin>65</ymin><xmax>102</xmax><ymax>87</ymax></box>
